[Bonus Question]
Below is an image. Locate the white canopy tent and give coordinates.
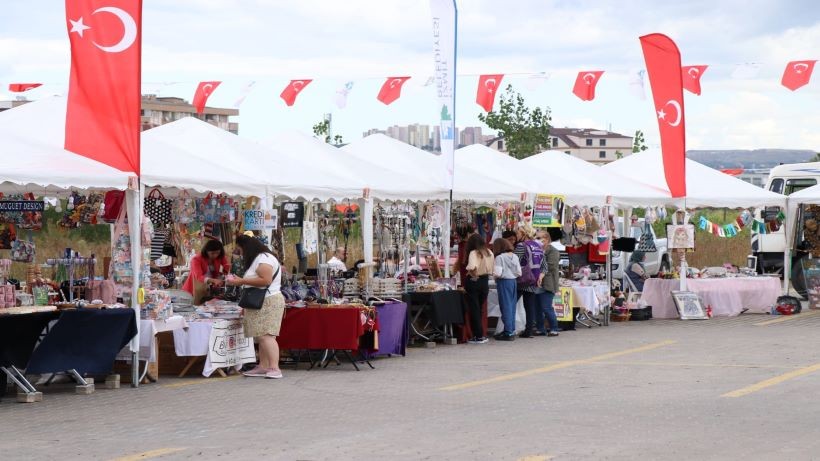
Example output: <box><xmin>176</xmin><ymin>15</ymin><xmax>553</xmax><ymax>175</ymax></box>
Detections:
<box><xmin>522</xmin><ymin>151</ymin><xmax>672</xmax><ymax>207</ymax></box>
<box><xmin>0</xmin><ymin>96</ymin><xmax>142</xmax><ymax>385</ymax></box>
<box><xmin>602</xmin><ymin>150</ymin><xmax>786</xmax><ymax>209</ymax></box>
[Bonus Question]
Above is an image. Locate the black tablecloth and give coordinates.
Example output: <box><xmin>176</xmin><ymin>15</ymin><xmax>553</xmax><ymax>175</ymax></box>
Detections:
<box><xmin>26</xmin><ymin>308</ymin><xmax>137</xmax><ymax>375</ymax></box>
<box><xmin>0</xmin><ymin>311</ymin><xmax>61</xmax><ymax>398</ymax></box>
<box><xmin>403</xmin><ymin>290</ymin><xmax>465</xmax><ymax>326</ymax></box>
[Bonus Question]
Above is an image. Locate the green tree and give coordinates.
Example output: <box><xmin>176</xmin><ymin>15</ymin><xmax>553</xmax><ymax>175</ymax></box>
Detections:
<box><xmin>615</xmin><ymin>150</ymin><xmax>624</xmax><ymax>159</ymax></box>
<box><xmin>478</xmin><ymin>84</ymin><xmax>551</xmax><ymax>159</ymax></box>
<box><xmin>312</xmin><ymin>118</ymin><xmax>344</xmax><ymax>146</ymax></box>
<box><xmin>633</xmin><ymin>130</ymin><xmax>648</xmax><ymax>153</ymax></box>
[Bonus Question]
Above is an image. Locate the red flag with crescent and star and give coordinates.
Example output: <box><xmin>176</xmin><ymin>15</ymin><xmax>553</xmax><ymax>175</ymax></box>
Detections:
<box><xmin>377</xmin><ymin>76</ymin><xmax>411</xmax><ymax>105</ymax></box>
<box><xmin>781</xmin><ymin>60</ymin><xmax>816</xmax><ymax>91</ymax></box>
<box><xmin>192</xmin><ymin>81</ymin><xmax>221</xmax><ymax>114</ymax></box>
<box><xmin>572</xmin><ymin>71</ymin><xmax>604</xmax><ymax>101</ymax></box>
<box><xmin>681</xmin><ymin>65</ymin><xmax>708</xmax><ymax>95</ymax></box>
<box><xmin>8</xmin><ymin>83</ymin><xmax>42</xmax><ymax>92</ymax></box>
<box><xmin>280</xmin><ymin>79</ymin><xmax>312</xmax><ymax>106</ymax></box>
<box><xmin>64</xmin><ymin>0</ymin><xmax>142</xmax><ymax>174</ymax></box>
<box><xmin>640</xmin><ymin>33</ymin><xmax>686</xmax><ymax>198</ymax></box>
<box><xmin>476</xmin><ymin>74</ymin><xmax>504</xmax><ymax>112</ymax></box>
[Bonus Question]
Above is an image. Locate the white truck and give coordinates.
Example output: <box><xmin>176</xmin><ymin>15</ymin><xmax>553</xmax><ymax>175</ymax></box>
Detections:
<box><xmin>611</xmin><ymin>217</ymin><xmax>670</xmax><ymax>280</ymax></box>
<box><xmin>752</xmin><ymin>162</ymin><xmax>820</xmax><ymax>297</ymax></box>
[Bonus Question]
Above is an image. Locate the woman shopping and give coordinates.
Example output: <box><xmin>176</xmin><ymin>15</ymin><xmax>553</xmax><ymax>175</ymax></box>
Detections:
<box><xmin>537</xmin><ymin>229</ymin><xmax>561</xmax><ymax>337</ymax></box>
<box><xmin>492</xmin><ymin>238</ymin><xmax>521</xmax><ymax>341</ymax></box>
<box><xmin>464</xmin><ymin>233</ymin><xmax>494</xmax><ymax>344</ymax></box>
<box><xmin>226</xmin><ymin>235</ymin><xmax>286</xmax><ymax>379</ymax></box>
<box><xmin>182</xmin><ymin>239</ymin><xmax>231</xmax><ymax>297</ymax></box>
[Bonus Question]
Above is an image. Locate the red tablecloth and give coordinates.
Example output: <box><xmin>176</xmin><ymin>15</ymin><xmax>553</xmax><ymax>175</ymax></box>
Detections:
<box><xmin>278</xmin><ymin>307</ymin><xmax>367</xmax><ymax>350</ymax></box>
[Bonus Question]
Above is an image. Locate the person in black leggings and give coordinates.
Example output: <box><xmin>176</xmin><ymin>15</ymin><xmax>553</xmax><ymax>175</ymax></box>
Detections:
<box><xmin>464</xmin><ymin>233</ymin><xmax>494</xmax><ymax>344</ymax></box>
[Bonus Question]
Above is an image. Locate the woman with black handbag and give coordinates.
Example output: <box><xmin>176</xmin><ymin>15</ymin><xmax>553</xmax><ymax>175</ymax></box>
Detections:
<box><xmin>226</xmin><ymin>235</ymin><xmax>285</xmax><ymax>379</ymax></box>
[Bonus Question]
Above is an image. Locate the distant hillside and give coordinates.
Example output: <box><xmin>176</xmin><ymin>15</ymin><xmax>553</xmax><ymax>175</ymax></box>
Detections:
<box><xmin>687</xmin><ymin>149</ymin><xmax>816</xmax><ymax>169</ymax></box>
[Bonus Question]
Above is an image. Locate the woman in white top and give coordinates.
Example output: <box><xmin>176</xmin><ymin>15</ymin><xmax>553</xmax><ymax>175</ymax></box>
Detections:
<box><xmin>226</xmin><ymin>235</ymin><xmax>285</xmax><ymax>379</ymax></box>
<box><xmin>492</xmin><ymin>238</ymin><xmax>522</xmax><ymax>340</ymax></box>
<box><xmin>464</xmin><ymin>233</ymin><xmax>494</xmax><ymax>344</ymax></box>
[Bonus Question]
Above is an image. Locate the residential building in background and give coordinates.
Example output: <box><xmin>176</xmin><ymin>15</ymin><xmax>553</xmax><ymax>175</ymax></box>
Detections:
<box><xmin>365</xmin><ymin>124</ymin><xmax>483</xmax><ymax>151</ymax></box>
<box><xmin>0</xmin><ymin>95</ymin><xmax>240</xmax><ymax>134</ymax></box>
<box><xmin>547</xmin><ymin>128</ymin><xmax>633</xmax><ymax>164</ymax></box>
<box><xmin>141</xmin><ymin>95</ymin><xmax>239</xmax><ymax>133</ymax></box>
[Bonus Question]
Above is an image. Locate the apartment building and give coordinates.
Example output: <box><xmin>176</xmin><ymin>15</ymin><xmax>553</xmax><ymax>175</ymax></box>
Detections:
<box><xmin>547</xmin><ymin>128</ymin><xmax>633</xmax><ymax>164</ymax></box>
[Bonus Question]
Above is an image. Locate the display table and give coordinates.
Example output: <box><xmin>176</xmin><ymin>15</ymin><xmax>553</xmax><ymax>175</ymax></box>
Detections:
<box><xmin>116</xmin><ymin>315</ymin><xmax>188</xmax><ymax>382</ymax></box>
<box><xmin>403</xmin><ymin>290</ymin><xmax>465</xmax><ymax>342</ymax></box>
<box><xmin>278</xmin><ymin>306</ymin><xmax>376</xmax><ymax>370</ymax></box>
<box><xmin>569</xmin><ymin>282</ymin><xmax>609</xmax><ymax>316</ymax></box>
<box><xmin>25</xmin><ymin>308</ymin><xmax>137</xmax><ymax>375</ymax></box>
<box><xmin>0</xmin><ymin>310</ymin><xmax>60</xmax><ymax>399</ymax></box>
<box><xmin>172</xmin><ymin>319</ymin><xmax>255</xmax><ymax>377</ymax></box>
<box><xmin>641</xmin><ymin>276</ymin><xmax>781</xmax><ymax>318</ymax></box>
<box><xmin>363</xmin><ymin>302</ymin><xmax>409</xmax><ymax>358</ymax></box>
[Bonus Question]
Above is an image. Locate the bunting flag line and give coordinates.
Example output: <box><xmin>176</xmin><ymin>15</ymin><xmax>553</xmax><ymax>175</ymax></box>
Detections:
<box><xmin>376</xmin><ymin>76</ymin><xmax>411</xmax><ymax>105</ymax></box>
<box><xmin>232</xmin><ymin>80</ymin><xmax>256</xmax><ymax>108</ymax></box>
<box><xmin>628</xmin><ymin>69</ymin><xmax>646</xmax><ymax>100</ymax></box>
<box><xmin>280</xmin><ymin>79</ymin><xmax>312</xmax><ymax>106</ymax></box>
<box><xmin>333</xmin><ymin>81</ymin><xmax>354</xmax><ymax>109</ymax></box>
<box><xmin>681</xmin><ymin>65</ymin><xmax>708</xmax><ymax>95</ymax></box>
<box><xmin>640</xmin><ymin>33</ymin><xmax>686</xmax><ymax>198</ymax></box>
<box><xmin>522</xmin><ymin>71</ymin><xmax>550</xmax><ymax>91</ymax></box>
<box><xmin>781</xmin><ymin>60</ymin><xmax>816</xmax><ymax>91</ymax></box>
<box><xmin>572</xmin><ymin>70</ymin><xmax>604</xmax><ymax>101</ymax></box>
<box><xmin>476</xmin><ymin>74</ymin><xmax>503</xmax><ymax>112</ymax></box>
<box><xmin>8</xmin><ymin>83</ymin><xmax>42</xmax><ymax>92</ymax></box>
<box><xmin>64</xmin><ymin>0</ymin><xmax>142</xmax><ymax>175</ymax></box>
<box><xmin>697</xmin><ymin>210</ymin><xmax>784</xmax><ymax>238</ymax></box>
<box><xmin>192</xmin><ymin>81</ymin><xmax>220</xmax><ymax>114</ymax></box>
<box><xmin>731</xmin><ymin>62</ymin><xmax>761</xmax><ymax>79</ymax></box>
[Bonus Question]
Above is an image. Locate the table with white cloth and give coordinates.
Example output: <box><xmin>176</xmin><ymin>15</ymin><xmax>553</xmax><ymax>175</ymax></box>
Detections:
<box><xmin>172</xmin><ymin>318</ymin><xmax>256</xmax><ymax>377</ymax></box>
<box><xmin>567</xmin><ymin>281</ymin><xmax>610</xmax><ymax>316</ymax></box>
<box><xmin>640</xmin><ymin>276</ymin><xmax>781</xmax><ymax>319</ymax></box>
<box><xmin>116</xmin><ymin>315</ymin><xmax>188</xmax><ymax>382</ymax></box>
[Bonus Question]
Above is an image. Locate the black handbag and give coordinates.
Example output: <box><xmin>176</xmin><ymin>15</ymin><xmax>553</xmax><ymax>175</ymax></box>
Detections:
<box><xmin>238</xmin><ymin>267</ymin><xmax>280</xmax><ymax>310</ymax></box>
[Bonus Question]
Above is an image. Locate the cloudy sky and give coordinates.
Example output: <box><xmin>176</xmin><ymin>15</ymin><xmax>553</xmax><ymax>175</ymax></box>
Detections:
<box><xmin>1</xmin><ymin>0</ymin><xmax>818</xmax><ymax>150</ymax></box>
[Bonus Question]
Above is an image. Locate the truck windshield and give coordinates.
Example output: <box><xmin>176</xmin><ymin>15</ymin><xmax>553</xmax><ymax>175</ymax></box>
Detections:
<box><xmin>786</xmin><ymin>178</ymin><xmax>817</xmax><ymax>195</ymax></box>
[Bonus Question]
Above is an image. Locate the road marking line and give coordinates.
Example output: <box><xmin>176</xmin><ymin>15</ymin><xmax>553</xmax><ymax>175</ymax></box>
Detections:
<box><xmin>162</xmin><ymin>375</ymin><xmax>240</xmax><ymax>389</ymax></box>
<box><xmin>754</xmin><ymin>311</ymin><xmax>820</xmax><ymax>326</ymax></box>
<box><xmin>592</xmin><ymin>361</ymin><xmax>801</xmax><ymax>370</ymax></box>
<box><xmin>439</xmin><ymin>340</ymin><xmax>676</xmax><ymax>391</ymax></box>
<box><xmin>518</xmin><ymin>455</ymin><xmax>553</xmax><ymax>461</ymax></box>
<box><xmin>110</xmin><ymin>447</ymin><xmax>186</xmax><ymax>461</ymax></box>
<box><xmin>722</xmin><ymin>363</ymin><xmax>820</xmax><ymax>398</ymax></box>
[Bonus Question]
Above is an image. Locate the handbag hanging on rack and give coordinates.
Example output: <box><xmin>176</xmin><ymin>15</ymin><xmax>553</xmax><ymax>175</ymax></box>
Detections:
<box><xmin>636</xmin><ymin>219</ymin><xmax>658</xmax><ymax>253</ymax></box>
<box><xmin>144</xmin><ymin>188</ymin><xmax>172</xmax><ymax>226</ymax></box>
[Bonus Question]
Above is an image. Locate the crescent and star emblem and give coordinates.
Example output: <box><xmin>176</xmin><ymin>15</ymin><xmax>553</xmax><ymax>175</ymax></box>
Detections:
<box><xmin>582</xmin><ymin>73</ymin><xmax>597</xmax><ymax>84</ymax></box>
<box><xmin>69</xmin><ymin>7</ymin><xmax>137</xmax><ymax>53</ymax></box>
<box><xmin>292</xmin><ymin>81</ymin><xmax>305</xmax><ymax>92</ymax></box>
<box><xmin>688</xmin><ymin>67</ymin><xmax>700</xmax><ymax>78</ymax></box>
<box><xmin>389</xmin><ymin>78</ymin><xmax>404</xmax><ymax>88</ymax></box>
<box><xmin>202</xmin><ymin>83</ymin><xmax>214</xmax><ymax>96</ymax></box>
<box><xmin>793</xmin><ymin>63</ymin><xmax>810</xmax><ymax>74</ymax></box>
<box><xmin>657</xmin><ymin>99</ymin><xmax>682</xmax><ymax>127</ymax></box>
<box><xmin>484</xmin><ymin>78</ymin><xmax>497</xmax><ymax>92</ymax></box>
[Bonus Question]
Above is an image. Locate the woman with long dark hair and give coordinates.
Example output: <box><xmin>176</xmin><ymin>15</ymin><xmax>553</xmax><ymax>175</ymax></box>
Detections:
<box><xmin>182</xmin><ymin>239</ymin><xmax>230</xmax><ymax>296</ymax></box>
<box><xmin>226</xmin><ymin>235</ymin><xmax>285</xmax><ymax>379</ymax></box>
<box><xmin>464</xmin><ymin>233</ymin><xmax>494</xmax><ymax>344</ymax></box>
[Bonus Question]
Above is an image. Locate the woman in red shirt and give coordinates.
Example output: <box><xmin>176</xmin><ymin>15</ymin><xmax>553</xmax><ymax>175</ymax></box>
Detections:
<box><xmin>182</xmin><ymin>239</ymin><xmax>231</xmax><ymax>295</ymax></box>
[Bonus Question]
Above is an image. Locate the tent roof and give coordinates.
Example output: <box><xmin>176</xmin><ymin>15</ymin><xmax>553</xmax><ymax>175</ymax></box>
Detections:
<box><xmin>453</xmin><ymin>145</ymin><xmax>532</xmax><ymax>202</ymax></box>
<box><xmin>143</xmin><ymin>118</ymin><xmax>362</xmax><ymax>201</ymax></box>
<box><xmin>341</xmin><ymin>134</ymin><xmax>450</xmax><ymax>201</ymax></box>
<box><xmin>602</xmin><ymin>150</ymin><xmax>786</xmax><ymax>209</ymax></box>
<box><xmin>522</xmin><ymin>151</ymin><xmax>671</xmax><ymax>207</ymax></box>
<box><xmin>0</xmin><ymin>96</ymin><xmax>131</xmax><ymax>193</ymax></box>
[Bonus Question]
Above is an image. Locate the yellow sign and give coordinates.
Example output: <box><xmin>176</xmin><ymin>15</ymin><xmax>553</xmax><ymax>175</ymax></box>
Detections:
<box><xmin>553</xmin><ymin>287</ymin><xmax>574</xmax><ymax>322</ymax></box>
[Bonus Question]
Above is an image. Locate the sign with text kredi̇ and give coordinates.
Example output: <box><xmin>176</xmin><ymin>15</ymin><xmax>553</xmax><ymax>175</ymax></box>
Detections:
<box><xmin>0</xmin><ymin>200</ymin><xmax>45</xmax><ymax>213</ymax></box>
<box><xmin>280</xmin><ymin>202</ymin><xmax>304</xmax><ymax>228</ymax></box>
<box><xmin>243</xmin><ymin>209</ymin><xmax>278</xmax><ymax>231</ymax></box>
<box><xmin>532</xmin><ymin>194</ymin><xmax>564</xmax><ymax>228</ymax></box>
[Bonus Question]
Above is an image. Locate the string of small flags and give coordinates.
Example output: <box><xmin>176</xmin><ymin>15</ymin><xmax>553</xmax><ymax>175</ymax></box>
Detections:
<box><xmin>698</xmin><ymin>210</ymin><xmax>785</xmax><ymax>237</ymax></box>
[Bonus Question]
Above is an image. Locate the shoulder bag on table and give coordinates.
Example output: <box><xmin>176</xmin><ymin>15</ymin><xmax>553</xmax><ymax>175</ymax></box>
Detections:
<box><xmin>238</xmin><ymin>266</ymin><xmax>280</xmax><ymax>310</ymax></box>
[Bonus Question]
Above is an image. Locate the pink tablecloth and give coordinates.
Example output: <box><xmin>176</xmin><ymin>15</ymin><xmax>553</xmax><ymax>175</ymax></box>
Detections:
<box><xmin>641</xmin><ymin>277</ymin><xmax>781</xmax><ymax>319</ymax></box>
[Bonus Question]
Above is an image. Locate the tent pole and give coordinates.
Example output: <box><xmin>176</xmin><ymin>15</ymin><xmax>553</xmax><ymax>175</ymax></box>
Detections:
<box><xmin>125</xmin><ymin>178</ymin><xmax>142</xmax><ymax>388</ymax></box>
<box><xmin>444</xmin><ymin>191</ymin><xmax>452</xmax><ymax>279</ymax></box>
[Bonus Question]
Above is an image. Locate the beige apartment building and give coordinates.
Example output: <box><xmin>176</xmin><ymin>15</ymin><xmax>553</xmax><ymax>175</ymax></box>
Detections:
<box><xmin>547</xmin><ymin>128</ymin><xmax>633</xmax><ymax>164</ymax></box>
<box><xmin>141</xmin><ymin>95</ymin><xmax>239</xmax><ymax>134</ymax></box>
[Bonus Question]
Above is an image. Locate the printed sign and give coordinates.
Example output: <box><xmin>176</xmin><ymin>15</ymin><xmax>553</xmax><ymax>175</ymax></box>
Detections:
<box><xmin>0</xmin><ymin>200</ymin><xmax>45</xmax><ymax>212</ymax></box>
<box><xmin>243</xmin><ymin>209</ymin><xmax>278</xmax><ymax>231</ymax></box>
<box><xmin>281</xmin><ymin>202</ymin><xmax>304</xmax><ymax>228</ymax></box>
<box><xmin>208</xmin><ymin>320</ymin><xmax>256</xmax><ymax>371</ymax></box>
<box><xmin>532</xmin><ymin>194</ymin><xmax>564</xmax><ymax>228</ymax></box>
<box><xmin>554</xmin><ymin>287</ymin><xmax>574</xmax><ymax>322</ymax></box>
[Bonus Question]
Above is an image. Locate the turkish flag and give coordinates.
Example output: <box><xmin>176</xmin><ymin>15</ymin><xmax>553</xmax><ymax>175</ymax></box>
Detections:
<box><xmin>64</xmin><ymin>0</ymin><xmax>142</xmax><ymax>175</ymax></box>
<box><xmin>640</xmin><ymin>33</ymin><xmax>686</xmax><ymax>198</ymax></box>
<box><xmin>476</xmin><ymin>74</ymin><xmax>504</xmax><ymax>112</ymax></box>
<box><xmin>280</xmin><ymin>79</ymin><xmax>312</xmax><ymax>106</ymax></box>
<box><xmin>192</xmin><ymin>81</ymin><xmax>221</xmax><ymax>114</ymax></box>
<box><xmin>8</xmin><ymin>83</ymin><xmax>42</xmax><ymax>92</ymax></box>
<box><xmin>781</xmin><ymin>60</ymin><xmax>817</xmax><ymax>91</ymax></box>
<box><xmin>572</xmin><ymin>71</ymin><xmax>604</xmax><ymax>101</ymax></box>
<box><xmin>681</xmin><ymin>65</ymin><xmax>708</xmax><ymax>95</ymax></box>
<box><xmin>377</xmin><ymin>77</ymin><xmax>411</xmax><ymax>105</ymax></box>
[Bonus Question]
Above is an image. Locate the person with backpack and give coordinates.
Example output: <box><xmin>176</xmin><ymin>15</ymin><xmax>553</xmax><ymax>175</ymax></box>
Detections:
<box><xmin>514</xmin><ymin>225</ymin><xmax>546</xmax><ymax>338</ymax></box>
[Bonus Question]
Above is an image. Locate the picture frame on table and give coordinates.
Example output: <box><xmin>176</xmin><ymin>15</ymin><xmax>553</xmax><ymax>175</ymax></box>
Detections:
<box><xmin>671</xmin><ymin>290</ymin><xmax>708</xmax><ymax>320</ymax></box>
<box><xmin>667</xmin><ymin>224</ymin><xmax>695</xmax><ymax>250</ymax></box>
